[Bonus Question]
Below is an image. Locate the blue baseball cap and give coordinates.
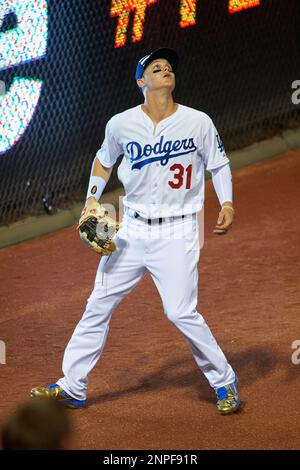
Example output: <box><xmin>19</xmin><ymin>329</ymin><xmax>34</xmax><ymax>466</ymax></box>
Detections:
<box><xmin>135</xmin><ymin>47</ymin><xmax>179</xmax><ymax>81</ymax></box>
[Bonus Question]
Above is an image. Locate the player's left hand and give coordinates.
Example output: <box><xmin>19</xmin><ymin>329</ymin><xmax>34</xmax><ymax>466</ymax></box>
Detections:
<box><xmin>213</xmin><ymin>205</ymin><xmax>234</xmax><ymax>235</ymax></box>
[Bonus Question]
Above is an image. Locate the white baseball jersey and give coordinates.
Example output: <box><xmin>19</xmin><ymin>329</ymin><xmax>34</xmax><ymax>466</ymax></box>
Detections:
<box><xmin>57</xmin><ymin>106</ymin><xmax>236</xmax><ymax>401</ymax></box>
<box><xmin>96</xmin><ymin>104</ymin><xmax>229</xmax><ymax>218</ymax></box>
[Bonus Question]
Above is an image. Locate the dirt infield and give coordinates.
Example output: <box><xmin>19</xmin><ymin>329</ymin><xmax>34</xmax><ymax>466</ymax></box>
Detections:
<box><xmin>0</xmin><ymin>150</ymin><xmax>299</xmax><ymax>450</ymax></box>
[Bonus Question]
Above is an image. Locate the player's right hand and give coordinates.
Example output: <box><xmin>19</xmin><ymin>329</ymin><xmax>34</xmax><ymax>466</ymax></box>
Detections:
<box><xmin>77</xmin><ymin>199</ymin><xmax>119</xmax><ymax>256</ymax></box>
<box><xmin>79</xmin><ymin>197</ymin><xmax>98</xmax><ymax>221</ymax></box>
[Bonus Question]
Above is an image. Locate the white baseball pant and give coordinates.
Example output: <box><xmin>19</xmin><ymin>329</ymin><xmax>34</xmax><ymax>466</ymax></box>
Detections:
<box><xmin>57</xmin><ymin>210</ymin><xmax>235</xmax><ymax>400</ymax></box>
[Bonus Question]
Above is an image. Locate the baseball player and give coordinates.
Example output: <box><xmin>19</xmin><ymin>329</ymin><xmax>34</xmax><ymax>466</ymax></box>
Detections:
<box><xmin>31</xmin><ymin>47</ymin><xmax>241</xmax><ymax>414</ymax></box>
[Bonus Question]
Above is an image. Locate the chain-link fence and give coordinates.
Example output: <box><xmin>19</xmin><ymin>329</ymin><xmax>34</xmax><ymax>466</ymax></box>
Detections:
<box><xmin>0</xmin><ymin>0</ymin><xmax>299</xmax><ymax>225</ymax></box>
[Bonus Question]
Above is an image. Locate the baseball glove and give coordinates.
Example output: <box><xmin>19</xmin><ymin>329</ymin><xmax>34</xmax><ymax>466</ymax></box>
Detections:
<box><xmin>77</xmin><ymin>200</ymin><xmax>119</xmax><ymax>255</ymax></box>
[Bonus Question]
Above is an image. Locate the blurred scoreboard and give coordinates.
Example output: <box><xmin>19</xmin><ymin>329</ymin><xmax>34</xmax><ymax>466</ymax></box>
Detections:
<box><xmin>0</xmin><ymin>0</ymin><xmax>262</xmax><ymax>157</ymax></box>
<box><xmin>1</xmin><ymin>0</ymin><xmax>298</xmax><ymax>225</ymax></box>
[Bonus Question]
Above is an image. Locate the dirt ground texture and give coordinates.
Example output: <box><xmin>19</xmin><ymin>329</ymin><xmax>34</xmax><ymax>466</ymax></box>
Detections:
<box><xmin>0</xmin><ymin>150</ymin><xmax>299</xmax><ymax>450</ymax></box>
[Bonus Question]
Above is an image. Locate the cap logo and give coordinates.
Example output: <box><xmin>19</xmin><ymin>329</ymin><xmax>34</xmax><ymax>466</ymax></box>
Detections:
<box><xmin>139</xmin><ymin>54</ymin><xmax>151</xmax><ymax>66</ymax></box>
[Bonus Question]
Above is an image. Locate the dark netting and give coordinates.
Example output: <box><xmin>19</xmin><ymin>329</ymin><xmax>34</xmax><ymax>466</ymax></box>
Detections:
<box><xmin>0</xmin><ymin>0</ymin><xmax>299</xmax><ymax>225</ymax></box>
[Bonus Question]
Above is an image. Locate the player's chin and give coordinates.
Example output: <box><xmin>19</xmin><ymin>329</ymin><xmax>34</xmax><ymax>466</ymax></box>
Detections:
<box><xmin>168</xmin><ymin>78</ymin><xmax>175</xmax><ymax>90</ymax></box>
<box><xmin>159</xmin><ymin>82</ymin><xmax>175</xmax><ymax>93</ymax></box>
<box><xmin>161</xmin><ymin>75</ymin><xmax>175</xmax><ymax>85</ymax></box>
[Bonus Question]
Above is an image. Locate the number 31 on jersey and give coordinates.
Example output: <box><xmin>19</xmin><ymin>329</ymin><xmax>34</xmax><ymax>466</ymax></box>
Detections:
<box><xmin>168</xmin><ymin>163</ymin><xmax>192</xmax><ymax>189</ymax></box>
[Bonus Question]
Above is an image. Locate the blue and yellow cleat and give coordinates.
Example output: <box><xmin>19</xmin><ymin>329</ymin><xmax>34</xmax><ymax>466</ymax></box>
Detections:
<box><xmin>30</xmin><ymin>383</ymin><xmax>87</xmax><ymax>409</ymax></box>
<box><xmin>215</xmin><ymin>380</ymin><xmax>241</xmax><ymax>415</ymax></box>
